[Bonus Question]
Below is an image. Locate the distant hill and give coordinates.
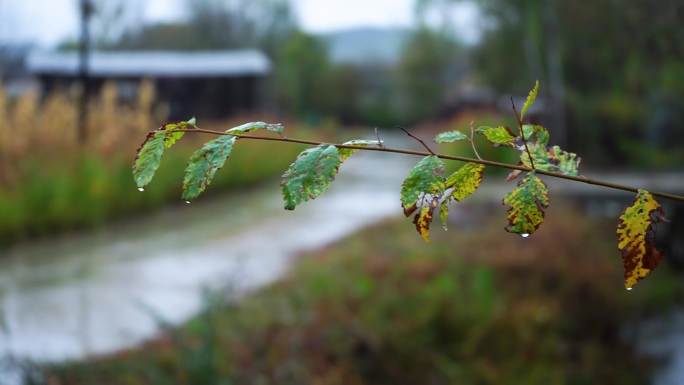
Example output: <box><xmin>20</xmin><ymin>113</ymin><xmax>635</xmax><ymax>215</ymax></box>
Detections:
<box><xmin>320</xmin><ymin>27</ymin><xmax>409</xmax><ymax>65</ymax></box>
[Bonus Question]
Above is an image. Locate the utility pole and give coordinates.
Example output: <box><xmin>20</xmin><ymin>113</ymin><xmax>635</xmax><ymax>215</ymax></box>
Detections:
<box><xmin>78</xmin><ymin>0</ymin><xmax>94</xmax><ymax>144</ymax></box>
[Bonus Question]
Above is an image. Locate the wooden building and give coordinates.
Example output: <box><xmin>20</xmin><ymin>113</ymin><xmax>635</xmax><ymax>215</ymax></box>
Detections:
<box><xmin>27</xmin><ymin>50</ymin><xmax>271</xmax><ymax>120</ymax></box>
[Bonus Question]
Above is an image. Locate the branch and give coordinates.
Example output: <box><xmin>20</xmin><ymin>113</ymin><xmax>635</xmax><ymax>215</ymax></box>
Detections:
<box><xmin>170</xmin><ymin>128</ymin><xmax>684</xmax><ymax>203</ymax></box>
<box><xmin>469</xmin><ymin>121</ymin><xmax>482</xmax><ymax>160</ymax></box>
<box><xmin>511</xmin><ymin>97</ymin><xmax>536</xmax><ymax>170</ymax></box>
<box><xmin>399</xmin><ymin>127</ymin><xmax>435</xmax><ymax>155</ymax></box>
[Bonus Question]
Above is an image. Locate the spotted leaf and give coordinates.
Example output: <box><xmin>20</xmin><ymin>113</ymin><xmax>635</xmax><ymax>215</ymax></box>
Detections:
<box><xmin>182</xmin><ymin>135</ymin><xmax>237</xmax><ymax>201</ymax></box>
<box><xmin>503</xmin><ymin>172</ymin><xmax>549</xmax><ymax>236</ymax></box>
<box><xmin>162</xmin><ymin>117</ymin><xmax>197</xmax><ymax>148</ymax></box>
<box><xmin>476</xmin><ymin>126</ymin><xmax>516</xmax><ymax>147</ymax></box>
<box><xmin>413</xmin><ymin>196</ymin><xmax>439</xmax><ymax>242</ymax></box>
<box><xmin>617</xmin><ymin>190</ymin><xmax>666</xmax><ymax>289</ymax></box>
<box><xmin>400</xmin><ymin>156</ymin><xmax>445</xmax><ymax>216</ymax></box>
<box><xmin>445</xmin><ymin>163</ymin><xmax>485</xmax><ymax>202</ymax></box>
<box><xmin>435</xmin><ymin>130</ymin><xmax>468</xmax><ymax>143</ymax></box>
<box><xmin>281</xmin><ymin>145</ymin><xmax>343</xmax><ymax>210</ymax></box>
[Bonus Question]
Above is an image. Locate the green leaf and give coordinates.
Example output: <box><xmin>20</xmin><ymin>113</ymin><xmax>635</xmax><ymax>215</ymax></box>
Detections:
<box><xmin>520</xmin><ymin>80</ymin><xmax>539</xmax><ymax>120</ymax></box>
<box><xmin>617</xmin><ymin>190</ymin><xmax>665</xmax><ymax>289</ymax></box>
<box><xmin>435</xmin><ymin>130</ymin><xmax>468</xmax><ymax>143</ymax></box>
<box><xmin>227</xmin><ymin>121</ymin><xmax>284</xmax><ymax>134</ymax></box>
<box><xmin>503</xmin><ymin>172</ymin><xmax>549</xmax><ymax>236</ymax></box>
<box><xmin>400</xmin><ymin>156</ymin><xmax>445</xmax><ymax>213</ymax></box>
<box><xmin>338</xmin><ymin>139</ymin><xmax>383</xmax><ymax>161</ymax></box>
<box><xmin>445</xmin><ymin>163</ymin><xmax>485</xmax><ymax>201</ymax></box>
<box><xmin>476</xmin><ymin>126</ymin><xmax>516</xmax><ymax>147</ymax></box>
<box><xmin>182</xmin><ymin>135</ymin><xmax>237</xmax><ymax>201</ymax></box>
<box><xmin>132</xmin><ymin>118</ymin><xmax>198</xmax><ymax>189</ymax></box>
<box><xmin>133</xmin><ymin>131</ymin><xmax>166</xmax><ymax>189</ymax></box>
<box><xmin>281</xmin><ymin>145</ymin><xmax>343</xmax><ymax>210</ymax></box>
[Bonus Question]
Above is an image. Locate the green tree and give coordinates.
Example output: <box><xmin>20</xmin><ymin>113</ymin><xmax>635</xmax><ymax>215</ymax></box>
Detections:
<box><xmin>274</xmin><ymin>32</ymin><xmax>333</xmax><ymax>121</ymax></box>
<box><xmin>397</xmin><ymin>28</ymin><xmax>461</xmax><ymax>122</ymax></box>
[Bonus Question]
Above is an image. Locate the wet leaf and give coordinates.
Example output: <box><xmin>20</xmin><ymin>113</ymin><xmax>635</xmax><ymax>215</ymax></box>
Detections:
<box><xmin>435</xmin><ymin>130</ymin><xmax>468</xmax><ymax>143</ymax></box>
<box><xmin>521</xmin><ymin>80</ymin><xmax>539</xmax><ymax>120</ymax></box>
<box><xmin>617</xmin><ymin>190</ymin><xmax>666</xmax><ymax>289</ymax></box>
<box><xmin>182</xmin><ymin>135</ymin><xmax>237</xmax><ymax>201</ymax></box>
<box><xmin>281</xmin><ymin>145</ymin><xmax>342</xmax><ymax>210</ymax></box>
<box><xmin>503</xmin><ymin>172</ymin><xmax>549</xmax><ymax>236</ymax></box>
<box><xmin>445</xmin><ymin>163</ymin><xmax>485</xmax><ymax>202</ymax></box>
<box><xmin>133</xmin><ymin>131</ymin><xmax>166</xmax><ymax>189</ymax></box>
<box><xmin>476</xmin><ymin>126</ymin><xmax>516</xmax><ymax>147</ymax></box>
<box><xmin>400</xmin><ymin>156</ymin><xmax>445</xmax><ymax>213</ymax></box>
<box><xmin>338</xmin><ymin>139</ymin><xmax>383</xmax><ymax>161</ymax></box>
<box><xmin>227</xmin><ymin>121</ymin><xmax>284</xmax><ymax>134</ymax></box>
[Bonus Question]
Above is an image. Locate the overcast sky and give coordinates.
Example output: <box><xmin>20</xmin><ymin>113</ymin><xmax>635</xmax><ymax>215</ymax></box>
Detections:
<box><xmin>0</xmin><ymin>0</ymin><xmax>478</xmax><ymax>47</ymax></box>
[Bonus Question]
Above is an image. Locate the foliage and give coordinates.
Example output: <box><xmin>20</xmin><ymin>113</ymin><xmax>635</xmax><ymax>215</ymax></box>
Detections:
<box><xmin>452</xmin><ymin>0</ymin><xmax>684</xmax><ymax>163</ymax></box>
<box><xmin>397</xmin><ymin>28</ymin><xmax>461</xmax><ymax>122</ymax></box>
<box><xmin>617</xmin><ymin>190</ymin><xmax>666</xmax><ymax>290</ymax></box>
<box><xmin>503</xmin><ymin>172</ymin><xmax>548</xmax><ymax>236</ymax></box>
<box><xmin>45</xmin><ymin>211</ymin><xmax>684</xmax><ymax>385</ymax></box>
<box><xmin>134</xmin><ymin>82</ymin><xmax>674</xmax><ymax>289</ymax></box>
<box><xmin>0</xmin><ymin>83</ymin><xmax>300</xmax><ymax>246</ymax></box>
<box><xmin>434</xmin><ymin>130</ymin><xmax>468</xmax><ymax>143</ymax></box>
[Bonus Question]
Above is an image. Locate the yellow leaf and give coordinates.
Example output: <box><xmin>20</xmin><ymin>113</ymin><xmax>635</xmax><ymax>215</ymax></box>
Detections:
<box><xmin>445</xmin><ymin>163</ymin><xmax>485</xmax><ymax>202</ymax></box>
<box><xmin>617</xmin><ymin>190</ymin><xmax>665</xmax><ymax>289</ymax></box>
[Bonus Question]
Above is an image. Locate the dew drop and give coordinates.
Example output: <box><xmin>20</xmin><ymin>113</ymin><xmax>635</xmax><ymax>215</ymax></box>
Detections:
<box><xmin>521</xmin><ymin>233</ymin><xmax>530</xmax><ymax>238</ymax></box>
<box><xmin>138</xmin><ymin>187</ymin><xmax>145</xmax><ymax>192</ymax></box>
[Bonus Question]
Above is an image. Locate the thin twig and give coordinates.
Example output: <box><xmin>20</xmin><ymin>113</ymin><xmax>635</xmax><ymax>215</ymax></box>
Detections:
<box><xmin>374</xmin><ymin>127</ymin><xmax>385</xmax><ymax>149</ymax></box>
<box><xmin>399</xmin><ymin>127</ymin><xmax>435</xmax><ymax>155</ymax></box>
<box><xmin>169</xmin><ymin>128</ymin><xmax>684</xmax><ymax>203</ymax></box>
<box><xmin>469</xmin><ymin>121</ymin><xmax>482</xmax><ymax>160</ymax></box>
<box><xmin>510</xmin><ymin>97</ymin><xmax>536</xmax><ymax>170</ymax></box>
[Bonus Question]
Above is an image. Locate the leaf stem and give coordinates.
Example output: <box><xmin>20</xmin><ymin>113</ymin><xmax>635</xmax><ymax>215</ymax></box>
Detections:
<box><xmin>399</xmin><ymin>127</ymin><xmax>435</xmax><ymax>155</ymax></box>
<box><xmin>469</xmin><ymin>121</ymin><xmax>482</xmax><ymax>160</ymax></box>
<box><xmin>510</xmin><ymin>96</ymin><xmax>536</xmax><ymax>170</ymax></box>
<box><xmin>169</xmin><ymin>128</ymin><xmax>684</xmax><ymax>203</ymax></box>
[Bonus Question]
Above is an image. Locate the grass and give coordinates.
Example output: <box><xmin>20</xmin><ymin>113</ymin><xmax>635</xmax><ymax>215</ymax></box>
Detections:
<box><xmin>0</xmin><ymin>81</ymin><xmax>307</xmax><ymax>246</ymax></box>
<box><xmin>42</xmin><ymin>206</ymin><xmax>683</xmax><ymax>385</ymax></box>
<box><xmin>0</xmin><ymin>138</ymin><xmax>303</xmax><ymax>244</ymax></box>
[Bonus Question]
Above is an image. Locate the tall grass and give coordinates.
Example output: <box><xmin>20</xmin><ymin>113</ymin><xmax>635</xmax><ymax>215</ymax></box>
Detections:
<box><xmin>0</xmin><ymin>82</ymin><xmax>301</xmax><ymax>245</ymax></box>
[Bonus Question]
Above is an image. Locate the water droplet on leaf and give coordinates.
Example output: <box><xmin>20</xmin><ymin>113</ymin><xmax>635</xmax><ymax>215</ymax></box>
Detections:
<box><xmin>138</xmin><ymin>187</ymin><xmax>145</xmax><ymax>192</ymax></box>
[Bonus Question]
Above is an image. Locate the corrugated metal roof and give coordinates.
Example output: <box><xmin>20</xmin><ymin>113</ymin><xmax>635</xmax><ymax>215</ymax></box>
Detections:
<box><xmin>27</xmin><ymin>50</ymin><xmax>271</xmax><ymax>77</ymax></box>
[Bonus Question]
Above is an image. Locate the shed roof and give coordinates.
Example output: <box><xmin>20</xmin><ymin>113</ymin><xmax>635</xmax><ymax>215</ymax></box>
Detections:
<box><xmin>27</xmin><ymin>50</ymin><xmax>271</xmax><ymax>78</ymax></box>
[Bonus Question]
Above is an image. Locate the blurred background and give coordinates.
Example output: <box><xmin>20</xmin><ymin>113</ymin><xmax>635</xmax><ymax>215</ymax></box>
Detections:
<box><xmin>0</xmin><ymin>0</ymin><xmax>683</xmax><ymax>384</ymax></box>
